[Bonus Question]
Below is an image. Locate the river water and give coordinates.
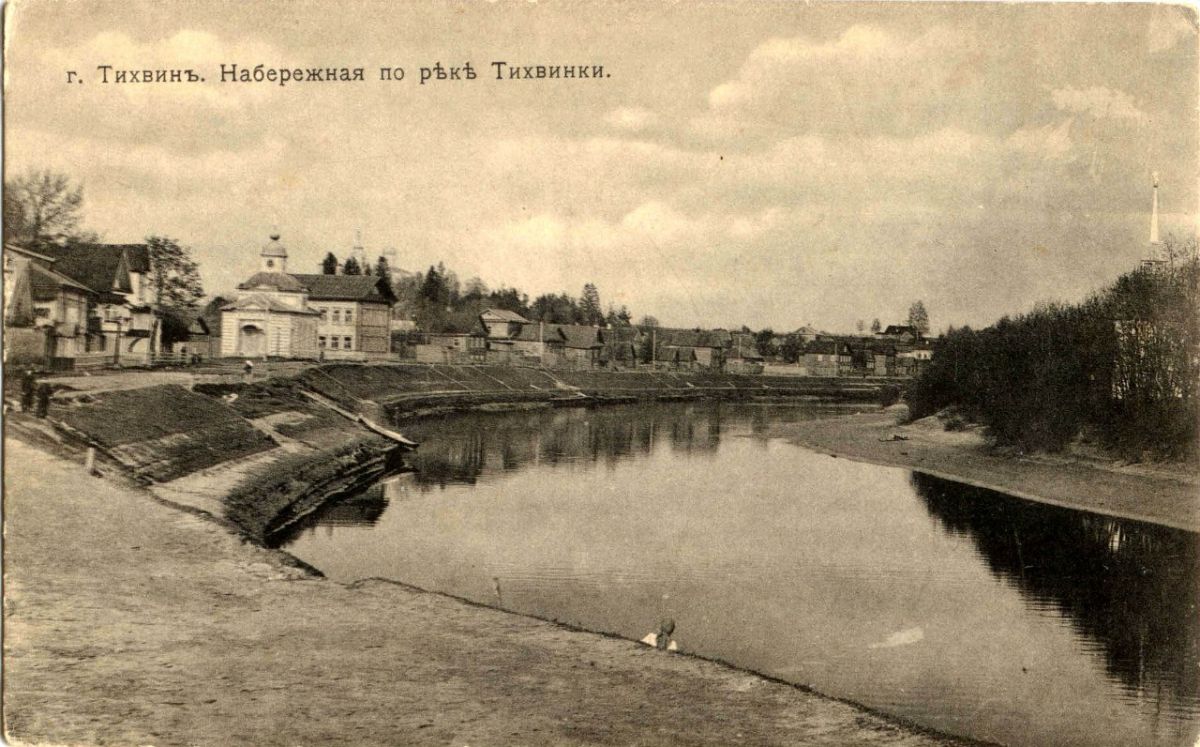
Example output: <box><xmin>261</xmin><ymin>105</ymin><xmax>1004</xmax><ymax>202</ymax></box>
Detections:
<box><xmin>280</xmin><ymin>402</ymin><xmax>1200</xmax><ymax>747</ymax></box>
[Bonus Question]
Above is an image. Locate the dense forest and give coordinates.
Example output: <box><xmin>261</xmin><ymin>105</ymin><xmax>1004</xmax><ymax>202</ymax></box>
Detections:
<box><xmin>908</xmin><ymin>243</ymin><xmax>1198</xmax><ymax>460</ymax></box>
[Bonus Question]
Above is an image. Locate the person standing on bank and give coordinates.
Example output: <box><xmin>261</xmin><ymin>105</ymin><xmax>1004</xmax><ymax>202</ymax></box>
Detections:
<box><xmin>20</xmin><ymin>370</ymin><xmax>36</xmax><ymax>412</ymax></box>
<box><xmin>34</xmin><ymin>383</ymin><xmax>52</xmax><ymax>418</ymax></box>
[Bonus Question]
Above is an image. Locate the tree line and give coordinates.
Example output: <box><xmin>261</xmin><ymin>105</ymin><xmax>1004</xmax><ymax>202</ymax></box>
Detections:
<box><xmin>907</xmin><ymin>242</ymin><xmax>1197</xmax><ymax>460</ymax></box>
<box><xmin>321</xmin><ymin>250</ymin><xmax>642</xmax><ymax>335</ymax></box>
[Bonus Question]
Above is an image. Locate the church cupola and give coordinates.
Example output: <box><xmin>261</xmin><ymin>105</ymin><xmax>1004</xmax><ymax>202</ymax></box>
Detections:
<box><xmin>261</xmin><ymin>232</ymin><xmax>289</xmax><ymax>273</ymax></box>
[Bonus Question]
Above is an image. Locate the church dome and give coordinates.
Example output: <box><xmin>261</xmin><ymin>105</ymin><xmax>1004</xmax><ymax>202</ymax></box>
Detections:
<box><xmin>262</xmin><ymin>233</ymin><xmax>288</xmax><ymax>258</ymax></box>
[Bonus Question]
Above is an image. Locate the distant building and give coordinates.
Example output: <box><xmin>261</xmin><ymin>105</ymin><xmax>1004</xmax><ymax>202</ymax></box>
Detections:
<box><xmin>3</xmin><ymin>244</ymin><xmax>96</xmax><ymax>365</ymax></box>
<box><xmin>221</xmin><ymin>234</ymin><xmax>320</xmax><ymax>359</ymax></box>
<box><xmin>876</xmin><ymin>324</ymin><xmax>921</xmax><ymax>342</ymax></box>
<box><xmin>293</xmin><ymin>274</ymin><xmax>396</xmax><ymax>360</ymax></box>
<box><xmin>548</xmin><ymin>324</ymin><xmax>605</xmax><ymax>368</ymax></box>
<box><xmin>804</xmin><ymin>339</ymin><xmax>853</xmax><ymax>377</ymax></box>
<box><xmin>12</xmin><ymin>242</ymin><xmax>163</xmax><ymax>367</ymax></box>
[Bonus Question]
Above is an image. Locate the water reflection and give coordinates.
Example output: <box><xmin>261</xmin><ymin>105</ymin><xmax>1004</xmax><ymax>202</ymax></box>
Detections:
<box><xmin>398</xmin><ymin>403</ymin><xmax>825</xmax><ymax>490</ymax></box>
<box><xmin>912</xmin><ymin>473</ymin><xmax>1200</xmax><ymax>720</ymax></box>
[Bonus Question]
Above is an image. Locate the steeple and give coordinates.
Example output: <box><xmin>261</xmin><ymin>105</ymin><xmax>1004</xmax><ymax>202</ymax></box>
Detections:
<box><xmin>1150</xmin><ymin>173</ymin><xmax>1161</xmax><ymax>246</ymax></box>
<box><xmin>261</xmin><ymin>231</ymin><xmax>289</xmax><ymax>273</ymax></box>
<box><xmin>1142</xmin><ymin>174</ymin><xmax>1165</xmax><ymax>270</ymax></box>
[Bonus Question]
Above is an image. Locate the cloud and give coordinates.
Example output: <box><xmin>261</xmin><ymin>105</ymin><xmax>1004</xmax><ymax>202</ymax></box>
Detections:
<box><xmin>604</xmin><ymin>106</ymin><xmax>659</xmax><ymax>132</ymax></box>
<box><xmin>695</xmin><ymin>24</ymin><xmax>985</xmax><ymax>140</ymax></box>
<box><xmin>1147</xmin><ymin>6</ymin><xmax>1197</xmax><ymax>53</ymax></box>
<box><xmin>1050</xmin><ymin>86</ymin><xmax>1146</xmax><ymax>122</ymax></box>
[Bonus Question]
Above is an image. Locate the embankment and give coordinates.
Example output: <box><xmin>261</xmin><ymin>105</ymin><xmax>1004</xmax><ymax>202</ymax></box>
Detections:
<box><xmin>294</xmin><ymin>363</ymin><xmax>900</xmax><ymax>423</ymax></box>
<box><xmin>766</xmin><ymin>407</ymin><xmax>1200</xmax><ymax>532</ymax></box>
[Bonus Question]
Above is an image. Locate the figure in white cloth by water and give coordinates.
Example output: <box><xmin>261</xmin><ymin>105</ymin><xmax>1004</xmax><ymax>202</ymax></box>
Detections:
<box><xmin>641</xmin><ymin>618</ymin><xmax>677</xmax><ymax>652</ymax></box>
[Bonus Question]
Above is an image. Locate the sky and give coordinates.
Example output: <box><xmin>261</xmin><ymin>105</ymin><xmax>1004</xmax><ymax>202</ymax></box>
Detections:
<box><xmin>5</xmin><ymin>0</ymin><xmax>1198</xmax><ymax>332</ymax></box>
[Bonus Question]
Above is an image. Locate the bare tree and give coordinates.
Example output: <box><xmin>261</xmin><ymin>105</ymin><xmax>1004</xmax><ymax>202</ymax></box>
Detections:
<box><xmin>3</xmin><ymin>169</ymin><xmax>89</xmax><ymax>245</ymax></box>
<box><xmin>907</xmin><ymin>301</ymin><xmax>930</xmax><ymax>338</ymax></box>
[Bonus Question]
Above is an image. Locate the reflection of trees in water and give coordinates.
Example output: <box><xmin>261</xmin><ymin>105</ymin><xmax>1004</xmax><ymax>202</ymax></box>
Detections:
<box><xmin>404</xmin><ymin>404</ymin><xmax>726</xmax><ymax>490</ymax></box>
<box><xmin>280</xmin><ymin>483</ymin><xmax>392</xmax><ymax>542</ymax></box>
<box><xmin>911</xmin><ymin>472</ymin><xmax>1200</xmax><ymax>717</ymax></box>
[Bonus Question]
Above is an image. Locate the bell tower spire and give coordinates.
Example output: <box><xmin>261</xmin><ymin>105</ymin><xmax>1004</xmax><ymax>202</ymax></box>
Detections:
<box><xmin>1141</xmin><ymin>174</ymin><xmax>1165</xmax><ymax>270</ymax></box>
<box><xmin>261</xmin><ymin>230</ymin><xmax>289</xmax><ymax>273</ymax></box>
<box><xmin>1150</xmin><ymin>172</ymin><xmax>1161</xmax><ymax>246</ymax></box>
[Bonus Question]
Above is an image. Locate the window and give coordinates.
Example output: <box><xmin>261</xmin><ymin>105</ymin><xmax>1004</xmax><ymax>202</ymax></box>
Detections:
<box><xmin>330</xmin><ymin>337</ymin><xmax>339</xmax><ymax>350</ymax></box>
<box><xmin>343</xmin><ymin>336</ymin><xmax>352</xmax><ymax>350</ymax></box>
<box><xmin>265</xmin><ymin>259</ymin><xmax>275</xmax><ymax>269</ymax></box>
<box><xmin>345</xmin><ymin>309</ymin><xmax>353</xmax><ymax>325</ymax></box>
<box><xmin>319</xmin><ymin>307</ymin><xmax>328</xmax><ymax>322</ymax></box>
<box><xmin>332</xmin><ymin>309</ymin><xmax>341</xmax><ymax>324</ymax></box>
<box><xmin>319</xmin><ymin>336</ymin><xmax>327</xmax><ymax>348</ymax></box>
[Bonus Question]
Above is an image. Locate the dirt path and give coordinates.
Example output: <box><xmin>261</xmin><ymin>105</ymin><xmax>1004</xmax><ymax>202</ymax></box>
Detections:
<box><xmin>3</xmin><ymin>437</ymin><xmax>961</xmax><ymax>747</ymax></box>
<box><xmin>766</xmin><ymin>409</ymin><xmax>1199</xmax><ymax>532</ymax></box>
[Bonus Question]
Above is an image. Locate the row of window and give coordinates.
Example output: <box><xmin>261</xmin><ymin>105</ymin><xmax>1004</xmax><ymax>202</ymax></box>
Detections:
<box><xmin>318</xmin><ymin>307</ymin><xmax>353</xmax><ymax>325</ymax></box>
<box><xmin>319</xmin><ymin>336</ymin><xmax>354</xmax><ymax>350</ymax></box>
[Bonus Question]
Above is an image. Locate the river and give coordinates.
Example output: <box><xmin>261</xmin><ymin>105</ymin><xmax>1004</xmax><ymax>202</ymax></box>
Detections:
<box><xmin>280</xmin><ymin>402</ymin><xmax>1200</xmax><ymax>747</ymax></box>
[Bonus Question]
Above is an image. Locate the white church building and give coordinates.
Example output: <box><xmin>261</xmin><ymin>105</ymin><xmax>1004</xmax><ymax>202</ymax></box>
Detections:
<box><xmin>220</xmin><ymin>234</ymin><xmax>321</xmax><ymax>359</ymax></box>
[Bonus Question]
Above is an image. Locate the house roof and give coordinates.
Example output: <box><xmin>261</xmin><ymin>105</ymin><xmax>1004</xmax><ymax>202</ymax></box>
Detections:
<box><xmin>551</xmin><ymin>324</ymin><xmax>603</xmax><ymax>349</ymax></box>
<box><xmin>654</xmin><ymin>327</ymin><xmax>730</xmax><ymax>349</ymax></box>
<box><xmin>879</xmin><ymin>325</ymin><xmax>918</xmax><ymax>337</ymax></box>
<box><xmin>480</xmin><ymin>308</ymin><xmax>530</xmax><ymax>324</ymax></box>
<box><xmin>510</xmin><ymin>323</ymin><xmax>549</xmax><ymax>342</ymax></box>
<box><xmin>221</xmin><ymin>293</ymin><xmax>320</xmax><ymax>315</ymax></box>
<box><xmin>290</xmin><ymin>274</ymin><xmax>395</xmax><ymax>303</ymax></box>
<box><xmin>5</xmin><ymin>243</ymin><xmax>59</xmax><ymax>264</ymax></box>
<box><xmin>36</xmin><ymin>243</ymin><xmax>141</xmax><ymax>295</ymax></box>
<box><xmin>27</xmin><ymin>262</ymin><xmax>94</xmax><ymax>301</ymax></box>
<box><xmin>604</xmin><ymin>326</ymin><xmax>642</xmax><ymax>343</ymax></box>
<box><xmin>729</xmin><ymin>344</ymin><xmax>763</xmax><ymax>360</ymax></box>
<box><xmin>123</xmin><ymin>244</ymin><xmax>150</xmax><ymax>273</ymax></box>
<box><xmin>805</xmin><ymin>340</ymin><xmax>851</xmax><ymax>355</ymax></box>
<box><xmin>238</xmin><ymin>271</ymin><xmax>306</xmax><ymax>292</ymax></box>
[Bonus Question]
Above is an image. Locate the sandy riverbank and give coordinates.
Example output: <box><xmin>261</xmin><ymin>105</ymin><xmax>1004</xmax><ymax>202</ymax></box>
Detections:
<box><xmin>766</xmin><ymin>407</ymin><xmax>1199</xmax><ymax>532</ymax></box>
<box><xmin>2</xmin><ymin>436</ymin><xmax>963</xmax><ymax>747</ymax></box>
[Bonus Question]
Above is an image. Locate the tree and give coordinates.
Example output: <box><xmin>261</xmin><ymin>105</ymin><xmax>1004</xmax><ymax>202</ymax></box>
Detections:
<box><xmin>419</xmin><ymin>264</ymin><xmax>446</xmax><ymax>305</ymax></box>
<box><xmin>343</xmin><ymin>256</ymin><xmax>362</xmax><ymax>276</ymax></box>
<box><xmin>780</xmin><ymin>333</ymin><xmax>805</xmax><ymax>363</ymax></box>
<box><xmin>871</xmin><ymin>318</ymin><xmax>882</xmax><ymax>334</ymax></box>
<box><xmin>856</xmin><ymin>319</ymin><xmax>865</xmax><ymax>333</ymax></box>
<box><xmin>4</xmin><ymin>168</ymin><xmax>89</xmax><ymax>245</ymax></box>
<box><xmin>145</xmin><ymin>236</ymin><xmax>204</xmax><ymax>309</ymax></box>
<box><xmin>908</xmin><ymin>301</ymin><xmax>930</xmax><ymax>338</ymax></box>
<box><xmin>530</xmin><ymin>293</ymin><xmax>579</xmax><ymax>324</ymax></box>
<box><xmin>754</xmin><ymin>328</ymin><xmax>778</xmax><ymax>357</ymax></box>
<box><xmin>579</xmin><ymin>283</ymin><xmax>603</xmax><ymax>326</ymax></box>
<box><xmin>321</xmin><ymin>252</ymin><xmax>339</xmax><ymax>274</ymax></box>
<box><xmin>463</xmin><ymin>276</ymin><xmax>488</xmax><ymax>299</ymax></box>
<box><xmin>638</xmin><ymin>315</ymin><xmax>660</xmax><ymax>328</ymax></box>
<box><xmin>374</xmin><ymin>256</ymin><xmax>392</xmax><ymax>285</ymax></box>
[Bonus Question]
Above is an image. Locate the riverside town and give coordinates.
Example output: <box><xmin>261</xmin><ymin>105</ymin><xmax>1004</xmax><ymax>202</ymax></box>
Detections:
<box><xmin>3</xmin><ymin>3</ymin><xmax>1198</xmax><ymax>747</ymax></box>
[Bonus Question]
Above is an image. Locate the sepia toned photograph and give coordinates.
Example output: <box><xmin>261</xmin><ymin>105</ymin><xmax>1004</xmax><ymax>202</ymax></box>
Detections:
<box><xmin>2</xmin><ymin>1</ymin><xmax>1198</xmax><ymax>745</ymax></box>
